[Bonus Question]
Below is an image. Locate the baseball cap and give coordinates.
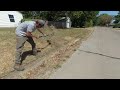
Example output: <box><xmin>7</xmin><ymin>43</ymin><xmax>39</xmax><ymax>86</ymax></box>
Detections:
<box><xmin>38</xmin><ymin>20</ymin><xmax>46</xmax><ymax>27</ymax></box>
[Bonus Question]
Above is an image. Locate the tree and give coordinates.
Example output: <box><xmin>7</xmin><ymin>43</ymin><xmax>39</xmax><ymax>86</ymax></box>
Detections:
<box><xmin>67</xmin><ymin>11</ymin><xmax>99</xmax><ymax>27</ymax></box>
<box><xmin>82</xmin><ymin>11</ymin><xmax>99</xmax><ymax>27</ymax></box>
<box><xmin>67</xmin><ymin>11</ymin><xmax>83</xmax><ymax>27</ymax></box>
<box><xmin>19</xmin><ymin>11</ymin><xmax>32</xmax><ymax>18</ymax></box>
<box><xmin>114</xmin><ymin>11</ymin><xmax>120</xmax><ymax>24</ymax></box>
<box><xmin>19</xmin><ymin>11</ymin><xmax>99</xmax><ymax>27</ymax></box>
<box><xmin>20</xmin><ymin>11</ymin><xmax>43</xmax><ymax>19</ymax></box>
<box><xmin>97</xmin><ymin>14</ymin><xmax>113</xmax><ymax>26</ymax></box>
<box><xmin>44</xmin><ymin>11</ymin><xmax>68</xmax><ymax>21</ymax></box>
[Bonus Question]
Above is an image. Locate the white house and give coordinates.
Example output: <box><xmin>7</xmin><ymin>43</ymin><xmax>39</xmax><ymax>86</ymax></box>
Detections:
<box><xmin>0</xmin><ymin>11</ymin><xmax>23</xmax><ymax>27</ymax></box>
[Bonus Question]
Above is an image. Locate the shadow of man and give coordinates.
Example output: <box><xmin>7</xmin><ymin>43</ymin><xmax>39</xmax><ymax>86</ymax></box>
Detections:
<box><xmin>20</xmin><ymin>42</ymin><xmax>51</xmax><ymax>63</ymax></box>
<box><xmin>21</xmin><ymin>50</ymin><xmax>41</xmax><ymax>63</ymax></box>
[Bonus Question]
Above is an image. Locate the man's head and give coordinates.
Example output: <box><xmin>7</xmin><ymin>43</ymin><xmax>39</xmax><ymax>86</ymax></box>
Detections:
<box><xmin>35</xmin><ymin>20</ymin><xmax>46</xmax><ymax>28</ymax></box>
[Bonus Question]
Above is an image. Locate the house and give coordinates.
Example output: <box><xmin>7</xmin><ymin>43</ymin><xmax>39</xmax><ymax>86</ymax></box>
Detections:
<box><xmin>57</xmin><ymin>17</ymin><xmax>72</xmax><ymax>28</ymax></box>
<box><xmin>0</xmin><ymin>11</ymin><xmax>23</xmax><ymax>27</ymax></box>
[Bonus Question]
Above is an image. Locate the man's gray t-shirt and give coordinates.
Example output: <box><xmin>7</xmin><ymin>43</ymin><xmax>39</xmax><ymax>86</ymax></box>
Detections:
<box><xmin>15</xmin><ymin>21</ymin><xmax>36</xmax><ymax>36</ymax></box>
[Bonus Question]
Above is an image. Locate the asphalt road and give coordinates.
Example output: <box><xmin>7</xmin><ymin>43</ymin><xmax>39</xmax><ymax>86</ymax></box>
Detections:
<box><xmin>49</xmin><ymin>27</ymin><xmax>120</xmax><ymax>79</ymax></box>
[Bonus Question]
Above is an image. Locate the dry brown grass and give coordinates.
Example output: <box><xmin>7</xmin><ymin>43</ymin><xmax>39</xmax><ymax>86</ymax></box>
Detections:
<box><xmin>0</xmin><ymin>27</ymin><xmax>92</xmax><ymax>77</ymax></box>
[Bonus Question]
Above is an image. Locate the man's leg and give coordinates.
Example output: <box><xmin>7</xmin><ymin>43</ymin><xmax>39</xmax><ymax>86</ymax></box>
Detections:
<box><xmin>27</xmin><ymin>37</ymin><xmax>37</xmax><ymax>55</ymax></box>
<box><xmin>14</xmin><ymin>36</ymin><xmax>27</xmax><ymax>71</ymax></box>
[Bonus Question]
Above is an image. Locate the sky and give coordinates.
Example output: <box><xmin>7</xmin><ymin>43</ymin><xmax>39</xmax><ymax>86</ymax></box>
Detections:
<box><xmin>99</xmin><ymin>11</ymin><xmax>119</xmax><ymax>16</ymax></box>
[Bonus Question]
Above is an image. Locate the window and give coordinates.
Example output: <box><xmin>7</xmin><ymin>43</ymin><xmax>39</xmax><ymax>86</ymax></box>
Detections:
<box><xmin>8</xmin><ymin>14</ymin><xmax>15</xmax><ymax>22</ymax></box>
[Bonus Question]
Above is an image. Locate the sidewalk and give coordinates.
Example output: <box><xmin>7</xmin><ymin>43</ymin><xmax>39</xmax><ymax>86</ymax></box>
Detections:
<box><xmin>49</xmin><ymin>27</ymin><xmax>120</xmax><ymax>79</ymax></box>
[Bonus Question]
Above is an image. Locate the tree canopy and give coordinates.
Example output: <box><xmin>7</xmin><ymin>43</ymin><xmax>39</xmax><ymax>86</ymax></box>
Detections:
<box><xmin>96</xmin><ymin>14</ymin><xmax>113</xmax><ymax>26</ymax></box>
<box><xmin>19</xmin><ymin>11</ymin><xmax>99</xmax><ymax>27</ymax></box>
<box><xmin>114</xmin><ymin>11</ymin><xmax>120</xmax><ymax>24</ymax></box>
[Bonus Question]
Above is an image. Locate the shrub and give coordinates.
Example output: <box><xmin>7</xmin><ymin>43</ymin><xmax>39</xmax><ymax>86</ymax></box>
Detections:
<box><xmin>84</xmin><ymin>20</ymin><xmax>93</xmax><ymax>27</ymax></box>
<box><xmin>113</xmin><ymin>23</ymin><xmax>120</xmax><ymax>28</ymax></box>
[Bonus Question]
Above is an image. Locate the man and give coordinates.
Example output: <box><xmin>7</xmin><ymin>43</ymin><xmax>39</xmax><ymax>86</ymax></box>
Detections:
<box><xmin>14</xmin><ymin>20</ymin><xmax>46</xmax><ymax>71</ymax></box>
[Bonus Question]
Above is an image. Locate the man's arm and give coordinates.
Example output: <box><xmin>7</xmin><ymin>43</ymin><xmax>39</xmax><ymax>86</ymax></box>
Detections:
<box><xmin>37</xmin><ymin>28</ymin><xmax>46</xmax><ymax>36</ymax></box>
<box><xmin>26</xmin><ymin>32</ymin><xmax>38</xmax><ymax>39</ymax></box>
<box><xmin>26</xmin><ymin>25</ymin><xmax>38</xmax><ymax>39</ymax></box>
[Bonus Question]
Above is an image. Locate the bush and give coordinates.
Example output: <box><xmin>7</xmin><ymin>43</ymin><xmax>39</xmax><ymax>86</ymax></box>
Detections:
<box><xmin>113</xmin><ymin>23</ymin><xmax>120</xmax><ymax>28</ymax></box>
<box><xmin>84</xmin><ymin>20</ymin><xmax>93</xmax><ymax>27</ymax></box>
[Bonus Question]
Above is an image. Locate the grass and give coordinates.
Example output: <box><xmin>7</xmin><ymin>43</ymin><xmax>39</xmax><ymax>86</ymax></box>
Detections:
<box><xmin>113</xmin><ymin>28</ymin><xmax>120</xmax><ymax>30</ymax></box>
<box><xmin>0</xmin><ymin>27</ymin><xmax>92</xmax><ymax>77</ymax></box>
<box><xmin>54</xmin><ymin>64</ymin><xmax>61</xmax><ymax>69</ymax></box>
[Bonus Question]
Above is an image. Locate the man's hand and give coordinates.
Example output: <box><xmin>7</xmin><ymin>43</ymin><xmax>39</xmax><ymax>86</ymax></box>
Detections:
<box><xmin>26</xmin><ymin>32</ymin><xmax>39</xmax><ymax>39</ymax></box>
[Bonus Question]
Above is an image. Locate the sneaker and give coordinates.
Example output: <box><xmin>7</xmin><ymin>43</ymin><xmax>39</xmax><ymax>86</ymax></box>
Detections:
<box><xmin>14</xmin><ymin>63</ymin><xmax>25</xmax><ymax>71</ymax></box>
